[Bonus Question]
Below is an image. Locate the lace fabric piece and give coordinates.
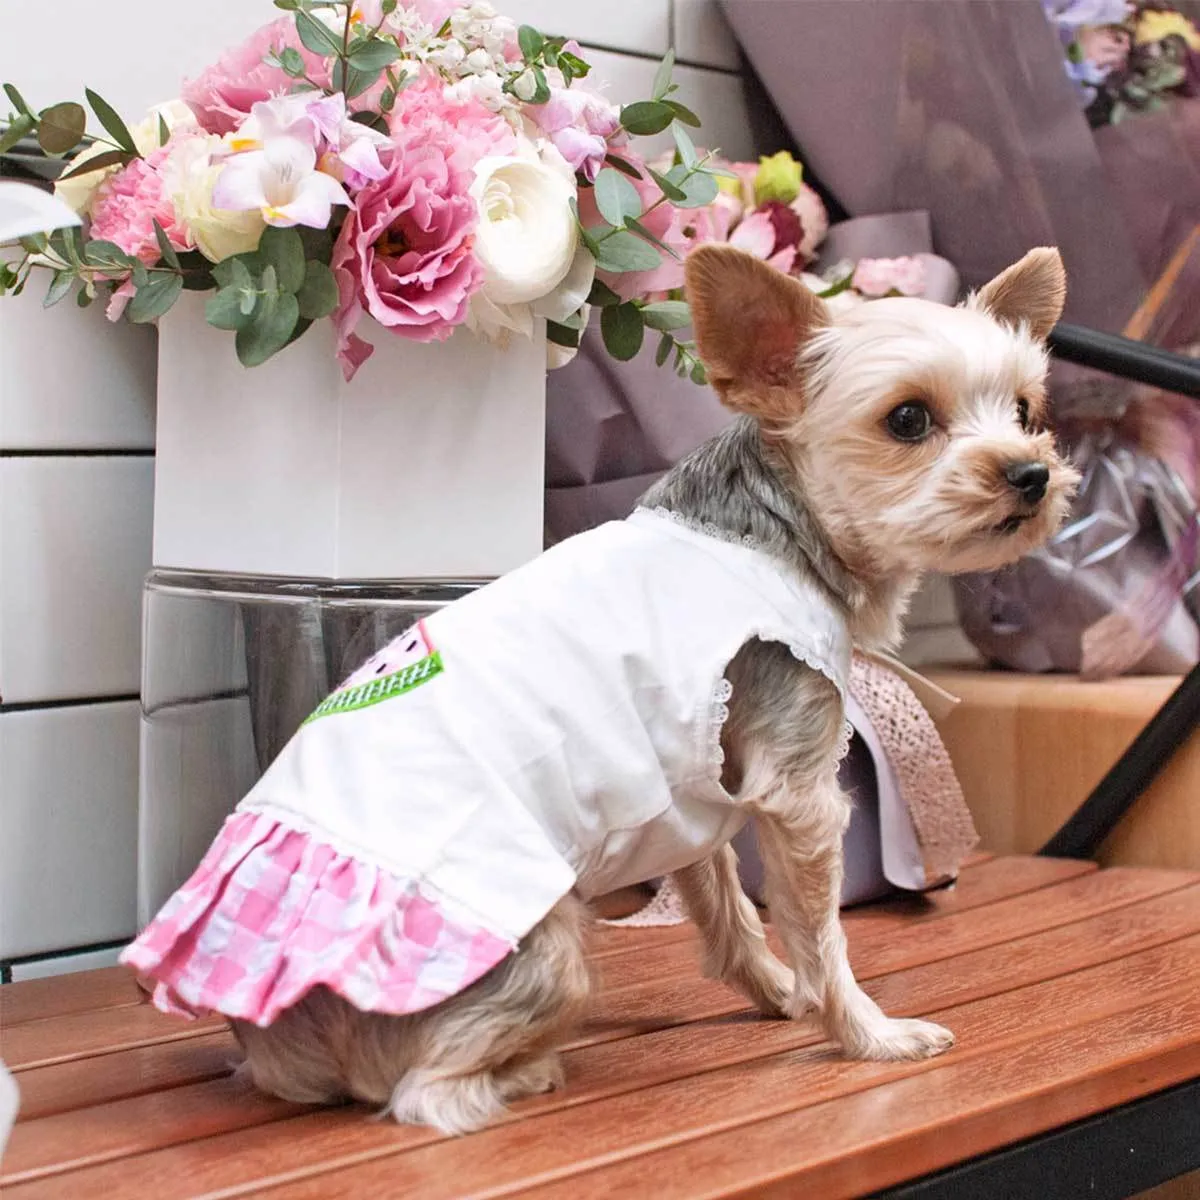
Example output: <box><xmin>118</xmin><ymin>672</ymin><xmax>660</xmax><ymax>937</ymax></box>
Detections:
<box><xmin>609</xmin><ymin>653</ymin><xmax>976</xmax><ymax>927</ymax></box>
<box><xmin>848</xmin><ymin>655</ymin><xmax>978</xmax><ymax>884</ymax></box>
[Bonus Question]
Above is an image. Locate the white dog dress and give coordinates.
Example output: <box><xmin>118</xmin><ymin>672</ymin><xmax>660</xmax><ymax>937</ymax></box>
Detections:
<box><xmin>123</xmin><ymin>508</ymin><xmax>852</xmax><ymax>1026</ymax></box>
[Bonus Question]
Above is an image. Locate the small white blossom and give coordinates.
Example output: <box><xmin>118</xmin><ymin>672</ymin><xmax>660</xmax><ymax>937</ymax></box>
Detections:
<box><xmin>511</xmin><ymin>68</ymin><xmax>539</xmax><ymax>101</ymax></box>
<box><xmin>465</xmin><ymin>47</ymin><xmax>494</xmax><ymax>74</ymax></box>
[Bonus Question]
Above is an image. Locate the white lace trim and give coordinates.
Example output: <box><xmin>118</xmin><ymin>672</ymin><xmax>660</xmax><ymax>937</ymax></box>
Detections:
<box><xmin>636</xmin><ymin>505</ymin><xmax>768</xmax><ymax>554</ymax></box>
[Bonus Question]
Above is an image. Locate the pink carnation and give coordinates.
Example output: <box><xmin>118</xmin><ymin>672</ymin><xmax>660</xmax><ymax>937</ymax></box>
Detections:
<box><xmin>331</xmin><ymin>114</ymin><xmax>485</xmax><ymax>379</ymax></box>
<box><xmin>89</xmin><ymin>146</ymin><xmax>192</xmax><ymax>266</ymax></box>
<box><xmin>851</xmin><ymin>256</ymin><xmax>927</xmax><ymax>298</ymax></box>
<box><xmin>182</xmin><ymin>18</ymin><xmax>327</xmax><ymax>136</ymax></box>
<box><xmin>386</xmin><ymin>73</ymin><xmax>515</xmax><ymax>174</ymax></box>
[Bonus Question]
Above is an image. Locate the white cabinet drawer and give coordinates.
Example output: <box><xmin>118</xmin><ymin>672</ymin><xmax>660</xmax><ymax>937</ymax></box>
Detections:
<box><xmin>0</xmin><ymin>457</ymin><xmax>153</xmax><ymax>704</ymax></box>
<box><xmin>0</xmin><ymin>288</ymin><xmax>155</xmax><ymax>452</ymax></box>
<box><xmin>0</xmin><ymin>702</ymin><xmax>139</xmax><ymax>959</ymax></box>
<box><xmin>8</xmin><ymin>945</ymin><xmax>125</xmax><ymax>982</ymax></box>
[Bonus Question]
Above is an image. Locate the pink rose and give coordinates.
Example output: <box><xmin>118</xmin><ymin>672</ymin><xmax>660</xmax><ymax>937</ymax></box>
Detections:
<box><xmin>530</xmin><ymin>87</ymin><xmax>620</xmax><ymax>183</ymax></box>
<box><xmin>851</xmin><ymin>255</ymin><xmax>928</xmax><ymax>298</ymax></box>
<box><xmin>182</xmin><ymin>18</ymin><xmax>327</xmax><ymax>136</ymax></box>
<box><xmin>728</xmin><ymin>204</ymin><xmax>799</xmax><ymax>275</ymax></box>
<box><xmin>89</xmin><ymin>145</ymin><xmax>193</xmax><ymax>266</ymax></box>
<box><xmin>331</xmin><ymin>118</ymin><xmax>484</xmax><ymax>379</ymax></box>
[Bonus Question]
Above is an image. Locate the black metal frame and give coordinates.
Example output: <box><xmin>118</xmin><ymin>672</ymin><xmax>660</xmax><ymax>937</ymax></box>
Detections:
<box><xmin>871</xmin><ymin>1079</ymin><xmax>1200</xmax><ymax>1200</ymax></box>
<box><xmin>1038</xmin><ymin>325</ymin><xmax>1200</xmax><ymax>859</ymax></box>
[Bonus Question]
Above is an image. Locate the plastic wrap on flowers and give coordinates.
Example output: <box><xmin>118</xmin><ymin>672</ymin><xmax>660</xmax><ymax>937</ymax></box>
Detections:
<box><xmin>953</xmin><ymin>428</ymin><xmax>1200</xmax><ymax>677</ymax></box>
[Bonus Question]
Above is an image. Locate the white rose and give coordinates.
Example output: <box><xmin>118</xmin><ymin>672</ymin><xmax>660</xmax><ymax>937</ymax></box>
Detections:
<box><xmin>469</xmin><ymin>138</ymin><xmax>578</xmax><ymax>307</ymax></box>
<box><xmin>53</xmin><ymin>98</ymin><xmax>195</xmax><ymax>217</ymax></box>
<box><xmin>163</xmin><ymin>133</ymin><xmax>265</xmax><ymax>263</ymax></box>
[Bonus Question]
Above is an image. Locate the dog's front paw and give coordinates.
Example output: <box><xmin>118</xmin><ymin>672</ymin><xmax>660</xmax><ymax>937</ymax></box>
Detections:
<box><xmin>846</xmin><ymin>1017</ymin><xmax>955</xmax><ymax>1062</ymax></box>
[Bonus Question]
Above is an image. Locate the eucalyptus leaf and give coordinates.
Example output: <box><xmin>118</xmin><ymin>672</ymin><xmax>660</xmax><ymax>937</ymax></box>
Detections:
<box><xmin>261</xmin><ymin>263</ymin><xmax>279</xmax><ymax>296</ymax></box>
<box><xmin>518</xmin><ymin>24</ymin><xmax>544</xmax><ymax>61</ymax></box>
<box><xmin>592</xmin><ymin>229</ymin><xmax>661</xmax><ymax>273</ymax></box>
<box><xmin>295</xmin><ymin>10</ymin><xmax>344</xmax><ymax>56</ymax></box>
<box><xmin>0</xmin><ymin>113</ymin><xmax>36</xmax><ymax>156</ymax></box>
<box><xmin>603</xmin><ymin>154</ymin><xmax>642</xmax><ymax>179</ymax></box>
<box><xmin>296</xmin><ymin>260</ymin><xmax>339</xmax><ymax>319</ymax></box>
<box><xmin>646</xmin><ymin>167</ymin><xmax>686</xmax><ymax>203</ymax></box>
<box><xmin>37</xmin><ymin>102</ymin><xmax>87</xmax><ymax>155</ymax></box>
<box><xmin>76</xmin><ymin>284</ymin><xmax>93</xmax><ymax>307</ymax></box>
<box><xmin>601</xmin><ymin>302</ymin><xmax>644</xmax><ymax>361</ymax></box>
<box><xmin>671</xmin><ymin>121</ymin><xmax>698</xmax><ymax>169</ymax></box>
<box><xmin>586</xmin><ymin>278</ymin><xmax>622</xmax><ymax>307</ymax></box>
<box><xmin>639</xmin><ymin>299</ymin><xmax>691</xmax><ymax>331</ymax></box>
<box><xmin>153</xmin><ymin>219</ymin><xmax>181</xmax><ymax>270</ymax></box>
<box><xmin>690</xmin><ymin>359</ymin><xmax>707</xmax><ymax>385</ymax></box>
<box><xmin>347</xmin><ymin>40</ymin><xmax>401</xmax><ymax>71</ymax></box>
<box><xmin>3</xmin><ymin>83</ymin><xmax>32</xmax><ymax>117</ymax></box>
<box><xmin>593</xmin><ymin>166</ymin><xmax>642</xmax><ymax>228</ymax></box>
<box><xmin>279</xmin><ymin>47</ymin><xmax>308</xmax><ymax>77</ymax></box>
<box><xmin>626</xmin><ymin>217</ymin><xmax>679</xmax><ymax>260</ymax></box>
<box><xmin>665</xmin><ymin>100</ymin><xmax>701</xmax><ymax>128</ymax></box>
<box><xmin>58</xmin><ymin>147</ymin><xmax>128</xmax><ymax>179</ymax></box>
<box><xmin>655</xmin><ymin>330</ymin><xmax>672</xmax><ymax>367</ymax></box>
<box><xmin>236</xmin><ymin>290</ymin><xmax>300</xmax><ymax>367</ymax></box>
<box><xmin>546</xmin><ymin>319</ymin><xmax>581</xmax><ymax>349</ymax></box>
<box><xmin>43</xmin><ymin>268</ymin><xmax>75</xmax><ymax>308</ymax></box>
<box><xmin>18</xmin><ymin>233</ymin><xmax>48</xmax><ymax>255</ymax></box>
<box><xmin>83</xmin><ymin>239</ymin><xmax>137</xmax><ymax>271</ymax></box>
<box><xmin>157</xmin><ymin>113</ymin><xmax>170</xmax><ymax>146</ymax></box>
<box><xmin>258</xmin><ymin>225</ymin><xmax>305</xmax><ymax>293</ymax></box>
<box><xmin>206</xmin><ymin>286</ymin><xmax>252</xmax><ymax>331</ymax></box>
<box><xmin>664</xmin><ymin>164</ymin><xmax>717</xmax><ymax>208</ymax></box>
<box><xmin>128</xmin><ymin>272</ymin><xmax>183</xmax><ymax>323</ymax></box>
<box><xmin>85</xmin><ymin>89</ymin><xmax>137</xmax><ymax>154</ymax></box>
<box><xmin>652</xmin><ymin>48</ymin><xmax>675</xmax><ymax>102</ymax></box>
<box><xmin>619</xmin><ymin>100</ymin><xmax>675</xmax><ymax>136</ymax></box>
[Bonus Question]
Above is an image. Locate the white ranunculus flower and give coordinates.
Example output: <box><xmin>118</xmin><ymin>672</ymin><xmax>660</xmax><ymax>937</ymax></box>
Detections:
<box><xmin>54</xmin><ymin>98</ymin><xmax>196</xmax><ymax>217</ymax></box>
<box><xmin>469</xmin><ymin>137</ymin><xmax>579</xmax><ymax>308</ymax></box>
<box><xmin>163</xmin><ymin>133</ymin><xmax>265</xmax><ymax>263</ymax></box>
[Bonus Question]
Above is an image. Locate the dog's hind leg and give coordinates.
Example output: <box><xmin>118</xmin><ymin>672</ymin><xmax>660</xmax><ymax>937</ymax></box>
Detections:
<box><xmin>673</xmin><ymin>843</ymin><xmax>793</xmax><ymax>1018</ymax></box>
<box><xmin>386</xmin><ymin>893</ymin><xmax>591</xmax><ymax>1134</ymax></box>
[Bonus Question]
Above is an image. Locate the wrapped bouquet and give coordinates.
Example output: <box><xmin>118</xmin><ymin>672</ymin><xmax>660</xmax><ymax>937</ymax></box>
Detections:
<box><xmin>0</xmin><ymin>0</ymin><xmax>727</xmax><ymax>380</ymax></box>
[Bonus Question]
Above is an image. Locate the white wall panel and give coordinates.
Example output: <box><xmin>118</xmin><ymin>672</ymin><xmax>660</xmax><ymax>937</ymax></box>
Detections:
<box><xmin>0</xmin><ymin>458</ymin><xmax>153</xmax><ymax>703</ymax></box>
<box><xmin>0</xmin><ymin>702</ymin><xmax>139</xmax><ymax>958</ymax></box>
<box><xmin>673</xmin><ymin>0</ymin><xmax>741</xmax><ymax>69</ymax></box>
<box><xmin>0</xmin><ymin>290</ymin><xmax>156</xmax><ymax>452</ymax></box>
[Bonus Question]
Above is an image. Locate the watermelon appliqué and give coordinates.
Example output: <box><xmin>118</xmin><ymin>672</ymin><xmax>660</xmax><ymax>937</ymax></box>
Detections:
<box><xmin>304</xmin><ymin>622</ymin><xmax>443</xmax><ymax>724</ymax></box>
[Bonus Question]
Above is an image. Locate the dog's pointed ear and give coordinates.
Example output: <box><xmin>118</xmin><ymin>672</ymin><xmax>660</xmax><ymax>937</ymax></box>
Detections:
<box><xmin>974</xmin><ymin>247</ymin><xmax>1066</xmax><ymax>341</ymax></box>
<box><xmin>685</xmin><ymin>245</ymin><xmax>828</xmax><ymax>423</ymax></box>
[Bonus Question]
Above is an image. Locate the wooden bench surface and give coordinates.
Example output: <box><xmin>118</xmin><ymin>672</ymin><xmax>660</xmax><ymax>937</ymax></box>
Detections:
<box><xmin>2</xmin><ymin>854</ymin><xmax>1199</xmax><ymax>1199</ymax></box>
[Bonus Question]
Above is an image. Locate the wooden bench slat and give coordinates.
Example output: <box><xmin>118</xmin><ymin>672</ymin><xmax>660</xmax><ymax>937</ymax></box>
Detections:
<box><xmin>588</xmin><ymin>852</ymin><xmax>1079</xmax><ymax>959</ymax></box>
<box><xmin>513</xmin><ymin>997</ymin><xmax>1200</xmax><ymax>1200</ymax></box>
<box><xmin>0</xmin><ymin>1008</ymin><xmax>225</xmax><ymax>1074</ymax></box>
<box><xmin>14</xmin><ymin>880</ymin><xmax>1198</xmax><ymax>1130</ymax></box>
<box><xmin>168</xmin><ymin>947</ymin><xmax>1200</xmax><ymax>1200</ymax></box>
<box><xmin>8</xmin><ymin>896</ymin><xmax>1196</xmax><ymax>1197</ymax></box>
<box><xmin>0</xmin><ymin>968</ymin><xmax>141</xmax><ymax>1029</ymax></box>
<box><xmin>12</xmin><ymin>1032</ymin><xmax>237</xmax><ymax>1123</ymax></box>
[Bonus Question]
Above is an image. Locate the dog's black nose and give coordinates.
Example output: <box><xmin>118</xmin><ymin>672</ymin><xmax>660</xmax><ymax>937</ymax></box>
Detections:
<box><xmin>1004</xmin><ymin>461</ymin><xmax>1049</xmax><ymax>504</ymax></box>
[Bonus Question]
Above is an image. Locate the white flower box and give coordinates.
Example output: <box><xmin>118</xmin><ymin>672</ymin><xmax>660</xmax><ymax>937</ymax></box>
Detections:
<box><xmin>153</xmin><ymin>294</ymin><xmax>547</xmax><ymax>580</ymax></box>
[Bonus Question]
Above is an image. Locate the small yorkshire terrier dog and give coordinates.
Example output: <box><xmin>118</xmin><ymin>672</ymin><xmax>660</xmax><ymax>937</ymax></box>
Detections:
<box><xmin>125</xmin><ymin>243</ymin><xmax>1077</xmax><ymax>1136</ymax></box>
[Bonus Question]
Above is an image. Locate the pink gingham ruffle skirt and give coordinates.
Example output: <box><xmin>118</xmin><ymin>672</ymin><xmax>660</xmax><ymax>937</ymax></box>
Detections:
<box><xmin>120</xmin><ymin>810</ymin><xmax>515</xmax><ymax>1027</ymax></box>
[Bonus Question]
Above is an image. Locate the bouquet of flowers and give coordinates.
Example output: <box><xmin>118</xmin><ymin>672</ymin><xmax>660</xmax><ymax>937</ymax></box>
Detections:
<box><xmin>1044</xmin><ymin>0</ymin><xmax>1200</xmax><ymax>125</ymax></box>
<box><xmin>0</xmin><ymin>0</ymin><xmax>726</xmax><ymax>380</ymax></box>
<box><xmin>647</xmin><ymin>148</ymin><xmax>937</xmax><ymax>322</ymax></box>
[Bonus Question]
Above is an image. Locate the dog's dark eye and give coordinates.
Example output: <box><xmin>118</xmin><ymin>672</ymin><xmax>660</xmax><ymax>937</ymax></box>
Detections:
<box><xmin>885</xmin><ymin>402</ymin><xmax>933</xmax><ymax>442</ymax></box>
<box><xmin>1016</xmin><ymin>397</ymin><xmax>1031</xmax><ymax>431</ymax></box>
